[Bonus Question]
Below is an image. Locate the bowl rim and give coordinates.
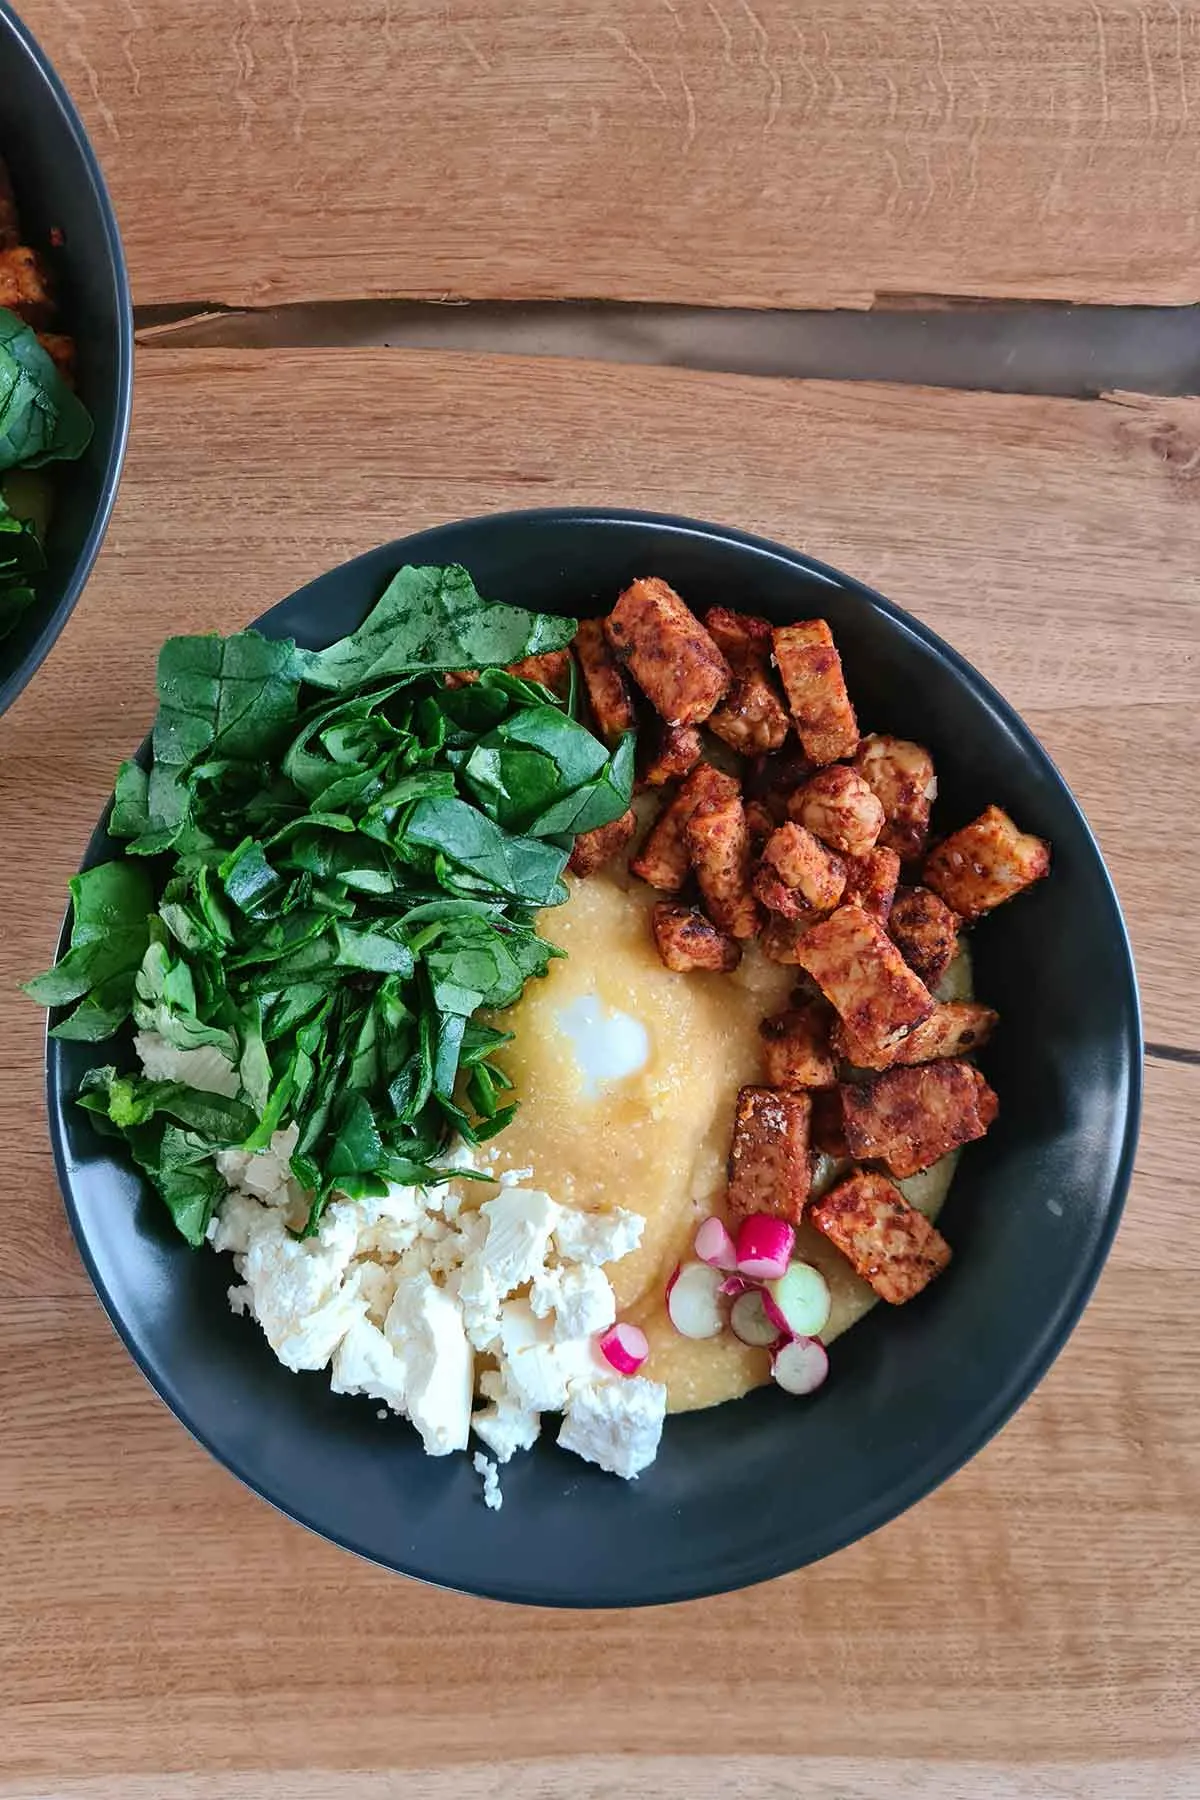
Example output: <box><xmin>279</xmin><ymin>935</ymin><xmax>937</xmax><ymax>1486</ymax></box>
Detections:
<box><xmin>44</xmin><ymin>507</ymin><xmax>1144</xmax><ymax>1604</ymax></box>
<box><xmin>0</xmin><ymin>0</ymin><xmax>135</xmax><ymax>716</ymax></box>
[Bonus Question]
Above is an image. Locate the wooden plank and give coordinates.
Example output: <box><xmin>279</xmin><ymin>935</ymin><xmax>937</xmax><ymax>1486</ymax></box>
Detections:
<box><xmin>18</xmin><ymin>0</ymin><xmax>1200</xmax><ymax>309</ymax></box>
<box><xmin>0</xmin><ymin>1057</ymin><xmax>1194</xmax><ymax>1779</ymax></box>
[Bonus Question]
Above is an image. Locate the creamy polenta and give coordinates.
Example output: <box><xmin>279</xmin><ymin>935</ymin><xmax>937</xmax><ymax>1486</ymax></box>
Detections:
<box><xmin>490</xmin><ymin>869</ymin><xmax>970</xmax><ymax>1414</ymax></box>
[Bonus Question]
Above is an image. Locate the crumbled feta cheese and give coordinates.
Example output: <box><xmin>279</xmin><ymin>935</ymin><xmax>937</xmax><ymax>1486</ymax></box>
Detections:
<box><xmin>385</xmin><ymin>1273</ymin><xmax>472</xmax><ymax>1456</ymax></box>
<box><xmin>476</xmin><ymin>1188</ymin><xmax>561</xmax><ymax>1294</ymax></box>
<box><xmin>231</xmin><ymin>1205</ymin><xmax>364</xmax><ymax>1372</ymax></box>
<box><xmin>330</xmin><ymin>1311</ymin><xmax>409</xmax><ymax>1413</ymax></box>
<box><xmin>354</xmin><ymin>1259</ymin><xmax>398</xmax><ymax>1326</ymax></box>
<box><xmin>552</xmin><ymin>1205</ymin><xmax>644</xmax><ymax>1268</ymax></box>
<box><xmin>529</xmin><ymin>1262</ymin><xmax>616</xmax><ymax>1340</ymax></box>
<box><xmin>473</xmin><ymin>1451</ymin><xmax>503</xmax><ymax>1511</ymax></box>
<box><xmin>497</xmin><ymin>1299</ymin><xmax>603</xmax><ymax>1413</ymax></box>
<box><xmin>471</xmin><ymin>1368</ymin><xmax>541</xmax><ymax>1464</ymax></box>
<box><xmin>134</xmin><ymin>1031</ymin><xmax>240</xmax><ymax>1097</ymax></box>
<box><xmin>558</xmin><ymin>1376</ymin><xmax>667</xmax><ymax>1480</ymax></box>
<box><xmin>227</xmin><ymin>1282</ymin><xmax>253</xmax><ymax>1317</ymax></box>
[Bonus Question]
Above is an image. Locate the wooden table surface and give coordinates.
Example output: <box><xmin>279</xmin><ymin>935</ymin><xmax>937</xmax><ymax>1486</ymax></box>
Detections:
<box><xmin>3</xmin><ymin>5</ymin><xmax>1199</xmax><ymax>1798</ymax></box>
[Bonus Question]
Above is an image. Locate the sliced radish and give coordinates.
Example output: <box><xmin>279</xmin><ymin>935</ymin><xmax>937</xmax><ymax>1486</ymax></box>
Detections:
<box><xmin>666</xmin><ymin>1260</ymin><xmax>726</xmax><ymax>1339</ymax></box>
<box><xmin>762</xmin><ymin>1262</ymin><xmax>831</xmax><ymax>1339</ymax></box>
<box><xmin>729</xmin><ymin>1288</ymin><xmax>784</xmax><ymax>1348</ymax></box>
<box><xmin>719</xmin><ymin>1274</ymin><xmax>752</xmax><ymax>1298</ymax></box>
<box><xmin>598</xmin><ymin>1321</ymin><xmax>649</xmax><ymax>1375</ymax></box>
<box><xmin>772</xmin><ymin>1336</ymin><xmax>829</xmax><ymax>1395</ymax></box>
<box><xmin>694</xmin><ymin>1216</ymin><xmax>738</xmax><ymax>1271</ymax></box>
<box><xmin>735</xmin><ymin>1214</ymin><xmax>795</xmax><ymax>1281</ymax></box>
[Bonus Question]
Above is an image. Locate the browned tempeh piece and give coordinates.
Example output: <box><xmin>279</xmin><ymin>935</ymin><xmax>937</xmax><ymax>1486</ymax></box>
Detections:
<box><xmin>629</xmin><ymin>762</ymin><xmax>736</xmax><ymax>891</ymax></box>
<box><xmin>574</xmin><ymin>617</ymin><xmax>636</xmax><ymax>745</ymax></box>
<box><xmin>854</xmin><ymin>734</ymin><xmax>937</xmax><ymax>861</ymax></box>
<box><xmin>746</xmin><ymin>744</ymin><xmax>815</xmax><ymax>822</ymax></box>
<box><xmin>810</xmin><ymin>1169</ymin><xmax>951</xmax><ymax>1304</ymax></box>
<box><xmin>842</xmin><ymin>847</ymin><xmax>900</xmax><ymax>923</ymax></box>
<box><xmin>888</xmin><ymin>885</ymin><xmax>960</xmax><ymax>988</ymax></box>
<box><xmin>752</xmin><ymin>822</ymin><xmax>845</xmax><ymax>920</ymax></box>
<box><xmin>0</xmin><ymin>245</ymin><xmax>55</xmax><ymax>327</ymax></box>
<box><xmin>506</xmin><ymin>649</ymin><xmax>574</xmax><ymax>696</ymax></box>
<box><xmin>759</xmin><ymin>1004</ymin><xmax>837</xmax><ymax>1089</ymax></box>
<box><xmin>890</xmin><ymin>1001</ymin><xmax>998</xmax><ymax>1064</ymax></box>
<box><xmin>704</xmin><ymin>606</ymin><xmax>790</xmax><ymax>756</ymax></box>
<box><xmin>604</xmin><ymin>577</ymin><xmax>731</xmax><ymax>725</ymax></box>
<box><xmin>790</xmin><ymin>765</ymin><xmax>885</xmax><ymax>858</ymax></box>
<box><xmin>567</xmin><ymin>808</ymin><xmax>637</xmax><ymax>877</ymax></box>
<box><xmin>726</xmin><ymin>1086</ymin><xmax>812</xmax><ymax>1224</ymax></box>
<box><xmin>641</xmin><ymin>720</ymin><xmax>702</xmax><ymax>787</ymax></box>
<box><xmin>924</xmin><ymin>805</ymin><xmax>1051</xmax><ymax>920</ymax></box>
<box><xmin>686</xmin><ymin>789</ymin><xmax>760</xmax><ymax>939</ymax></box>
<box><xmin>794</xmin><ymin>905</ymin><xmax>934</xmax><ymax>1056</ymax></box>
<box><xmin>839</xmin><ymin>1060</ymin><xmax>999</xmax><ymax>1178</ymax></box>
<box><xmin>771</xmin><ymin>620</ymin><xmax>858</xmax><ymax>765</ymax></box>
<box><xmin>760</xmin><ymin>915</ymin><xmax>817</xmax><ymax>965</ymax></box>
<box><xmin>811</xmin><ymin>1088</ymin><xmax>851</xmax><ymax>1159</ymax></box>
<box><xmin>651</xmin><ymin>903</ymin><xmax>741</xmax><ymax>973</ymax></box>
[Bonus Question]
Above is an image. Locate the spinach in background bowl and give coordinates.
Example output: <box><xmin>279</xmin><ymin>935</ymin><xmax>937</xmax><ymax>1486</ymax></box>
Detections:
<box><xmin>0</xmin><ymin>2</ymin><xmax>133</xmax><ymax>714</ymax></box>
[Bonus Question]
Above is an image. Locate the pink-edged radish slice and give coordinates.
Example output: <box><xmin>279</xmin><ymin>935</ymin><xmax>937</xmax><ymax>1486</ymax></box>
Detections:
<box><xmin>694</xmin><ymin>1216</ymin><xmax>738</xmax><ymax>1271</ymax></box>
<box><xmin>729</xmin><ymin>1288</ymin><xmax>784</xmax><ymax>1348</ymax></box>
<box><xmin>598</xmin><ymin>1321</ymin><xmax>649</xmax><ymax>1375</ymax></box>
<box><xmin>666</xmin><ymin>1260</ymin><xmax>726</xmax><ymax>1339</ymax></box>
<box><xmin>762</xmin><ymin>1263</ymin><xmax>831</xmax><ymax>1339</ymax></box>
<box><xmin>719</xmin><ymin>1274</ymin><xmax>753</xmax><ymax>1298</ymax></box>
<box><xmin>772</xmin><ymin>1336</ymin><xmax>829</xmax><ymax>1395</ymax></box>
<box><xmin>735</xmin><ymin>1214</ymin><xmax>795</xmax><ymax>1281</ymax></box>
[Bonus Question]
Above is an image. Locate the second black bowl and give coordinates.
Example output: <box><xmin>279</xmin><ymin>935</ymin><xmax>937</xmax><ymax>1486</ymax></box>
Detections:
<box><xmin>0</xmin><ymin>3</ymin><xmax>133</xmax><ymax>713</ymax></box>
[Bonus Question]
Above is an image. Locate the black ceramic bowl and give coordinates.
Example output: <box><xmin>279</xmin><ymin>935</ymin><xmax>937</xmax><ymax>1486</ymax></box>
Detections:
<box><xmin>46</xmin><ymin>510</ymin><xmax>1141</xmax><ymax>1606</ymax></box>
<box><xmin>0</xmin><ymin>3</ymin><xmax>133</xmax><ymax>713</ymax></box>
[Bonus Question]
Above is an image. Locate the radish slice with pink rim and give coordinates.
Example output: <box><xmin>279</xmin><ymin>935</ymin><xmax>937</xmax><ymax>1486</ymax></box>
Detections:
<box><xmin>762</xmin><ymin>1263</ymin><xmax>831</xmax><ymax>1339</ymax></box>
<box><xmin>598</xmin><ymin>1321</ymin><xmax>649</xmax><ymax>1375</ymax></box>
<box><xmin>719</xmin><ymin>1274</ymin><xmax>752</xmax><ymax>1298</ymax></box>
<box><xmin>729</xmin><ymin>1288</ymin><xmax>784</xmax><ymax>1348</ymax></box>
<box><xmin>735</xmin><ymin>1214</ymin><xmax>795</xmax><ymax>1281</ymax></box>
<box><xmin>772</xmin><ymin>1336</ymin><xmax>829</xmax><ymax>1395</ymax></box>
<box><xmin>694</xmin><ymin>1216</ymin><xmax>738</xmax><ymax>1271</ymax></box>
<box><xmin>666</xmin><ymin>1260</ymin><xmax>726</xmax><ymax>1339</ymax></box>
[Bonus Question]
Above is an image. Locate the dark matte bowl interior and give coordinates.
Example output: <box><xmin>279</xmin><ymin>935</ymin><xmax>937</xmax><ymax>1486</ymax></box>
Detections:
<box><xmin>46</xmin><ymin>509</ymin><xmax>1141</xmax><ymax>1606</ymax></box>
<box><xmin>0</xmin><ymin>3</ymin><xmax>133</xmax><ymax>713</ymax></box>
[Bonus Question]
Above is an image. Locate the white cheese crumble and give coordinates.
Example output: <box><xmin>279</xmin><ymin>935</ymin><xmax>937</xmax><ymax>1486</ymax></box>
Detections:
<box><xmin>473</xmin><ymin>1451</ymin><xmax>503</xmax><ymax>1511</ymax></box>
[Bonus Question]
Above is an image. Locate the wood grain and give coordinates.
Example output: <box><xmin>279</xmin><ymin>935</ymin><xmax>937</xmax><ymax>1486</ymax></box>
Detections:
<box><xmin>0</xmin><ymin>350</ymin><xmax>1196</xmax><ymax>1788</ymax></box>
<box><xmin>19</xmin><ymin>0</ymin><xmax>1200</xmax><ymax>310</ymax></box>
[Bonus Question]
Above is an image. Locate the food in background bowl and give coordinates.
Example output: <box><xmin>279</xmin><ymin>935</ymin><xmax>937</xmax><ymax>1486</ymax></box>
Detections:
<box><xmin>28</xmin><ymin>562</ymin><xmax>1051</xmax><ymax>1508</ymax></box>
<box><xmin>0</xmin><ymin>151</ymin><xmax>94</xmax><ymax>637</ymax></box>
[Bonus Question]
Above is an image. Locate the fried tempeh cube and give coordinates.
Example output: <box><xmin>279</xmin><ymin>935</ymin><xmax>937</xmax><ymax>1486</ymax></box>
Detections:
<box><xmin>568</xmin><ymin>808</ymin><xmax>637</xmax><ymax>877</ymax></box>
<box><xmin>604</xmin><ymin>578</ymin><xmax>731</xmax><ymax>725</ymax></box>
<box><xmin>888</xmin><ymin>885</ymin><xmax>960</xmax><ymax>989</ymax></box>
<box><xmin>854</xmin><ymin>734</ymin><xmax>937</xmax><ymax>861</ymax></box>
<box><xmin>745</xmin><ymin>797</ymin><xmax>775</xmax><ymax>848</ymax></box>
<box><xmin>890</xmin><ymin>1001</ymin><xmax>998</xmax><ymax>1065</ymax></box>
<box><xmin>630</xmin><ymin>762</ymin><xmax>737</xmax><ymax>891</ymax></box>
<box><xmin>923</xmin><ymin>805</ymin><xmax>1051</xmax><ymax>920</ymax></box>
<box><xmin>726</xmin><ymin>1086</ymin><xmax>812</xmax><ymax>1224</ymax></box>
<box><xmin>840</xmin><ymin>1060</ymin><xmax>999</xmax><ymax>1178</ymax></box>
<box><xmin>771</xmin><ymin>620</ymin><xmax>858</xmax><ymax>765</ymax></box>
<box><xmin>0</xmin><ymin>245</ymin><xmax>55</xmax><ymax>328</ymax></box>
<box><xmin>790</xmin><ymin>765</ymin><xmax>885</xmax><ymax>858</ymax></box>
<box><xmin>811</xmin><ymin>1088</ymin><xmax>850</xmax><ymax>1159</ymax></box>
<box><xmin>759</xmin><ymin>1004</ymin><xmax>837</xmax><ymax>1089</ymax></box>
<box><xmin>686</xmin><ymin>788</ymin><xmax>760</xmax><ymax>939</ymax></box>
<box><xmin>704</xmin><ymin>607</ymin><xmax>790</xmax><ymax>756</ymax></box>
<box><xmin>760</xmin><ymin>915</ymin><xmax>816</xmax><ymax>964</ymax></box>
<box><xmin>651</xmin><ymin>902</ymin><xmax>741</xmax><ymax>973</ymax></box>
<box><xmin>810</xmin><ymin>1169</ymin><xmax>951</xmax><ymax>1304</ymax></box>
<box><xmin>575</xmin><ymin>617</ymin><xmax>636</xmax><ymax>745</ymax></box>
<box><xmin>641</xmin><ymin>720</ymin><xmax>702</xmax><ymax>787</ymax></box>
<box><xmin>842</xmin><ymin>847</ymin><xmax>900</xmax><ymax>923</ymax></box>
<box><xmin>794</xmin><ymin>904</ymin><xmax>935</xmax><ymax>1056</ymax></box>
<box><xmin>505</xmin><ymin>649</ymin><xmax>573</xmax><ymax>697</ymax></box>
<box><xmin>752</xmin><ymin>822</ymin><xmax>846</xmax><ymax>920</ymax></box>
<box><xmin>746</xmin><ymin>744</ymin><xmax>814</xmax><ymax>822</ymax></box>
